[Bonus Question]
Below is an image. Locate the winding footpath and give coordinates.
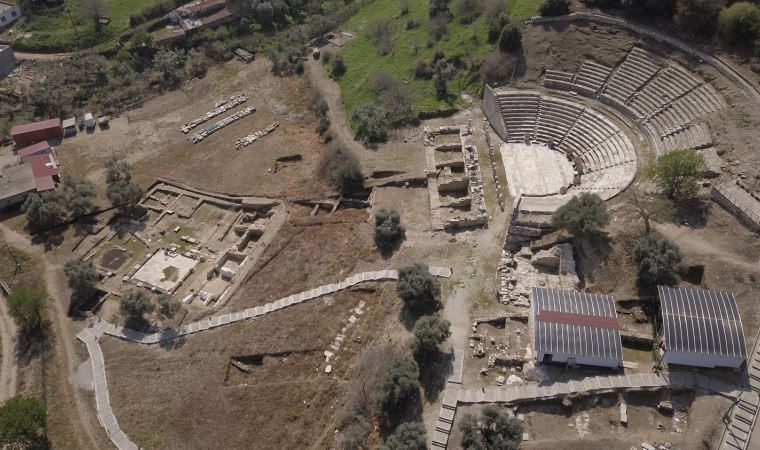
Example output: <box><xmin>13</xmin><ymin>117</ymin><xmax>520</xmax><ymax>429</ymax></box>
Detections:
<box><xmin>77</xmin><ymin>266</ymin><xmax>452</xmax><ymax>450</ymax></box>
<box><xmin>0</xmin><ymin>292</ymin><xmax>17</xmax><ymax>402</ymax></box>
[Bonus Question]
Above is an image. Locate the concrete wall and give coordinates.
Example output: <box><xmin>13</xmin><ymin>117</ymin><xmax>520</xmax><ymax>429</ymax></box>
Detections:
<box><xmin>482</xmin><ymin>85</ymin><xmax>509</xmax><ymax>143</ymax></box>
<box><xmin>0</xmin><ymin>45</ymin><xmax>15</xmax><ymax>77</ymax></box>
<box><xmin>537</xmin><ymin>351</ymin><xmax>621</xmax><ymax>369</ymax></box>
<box><xmin>664</xmin><ymin>351</ymin><xmax>744</xmax><ymax>369</ymax></box>
<box><xmin>0</xmin><ymin>4</ymin><xmax>21</xmax><ymax>30</ymax></box>
<box><xmin>0</xmin><ymin>190</ymin><xmax>30</xmax><ymax>209</ymax></box>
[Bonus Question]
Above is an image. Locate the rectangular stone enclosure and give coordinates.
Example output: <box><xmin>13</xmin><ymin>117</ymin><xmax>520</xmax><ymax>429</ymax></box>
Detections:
<box><xmin>130</xmin><ymin>250</ymin><xmax>198</xmax><ymax>293</ymax></box>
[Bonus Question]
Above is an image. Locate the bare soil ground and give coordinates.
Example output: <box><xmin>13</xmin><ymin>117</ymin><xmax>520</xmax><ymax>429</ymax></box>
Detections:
<box><xmin>101</xmin><ymin>284</ymin><xmax>409</xmax><ymax>450</ymax></box>
<box><xmin>449</xmin><ymin>390</ymin><xmax>729</xmax><ymax>449</ymax></box>
<box><xmin>55</xmin><ymin>58</ymin><xmax>332</xmax><ymax>199</ymax></box>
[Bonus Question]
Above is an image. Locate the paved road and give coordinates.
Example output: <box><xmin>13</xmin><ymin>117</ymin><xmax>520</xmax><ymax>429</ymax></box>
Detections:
<box><xmin>0</xmin><ymin>292</ymin><xmax>17</xmax><ymax>402</ymax></box>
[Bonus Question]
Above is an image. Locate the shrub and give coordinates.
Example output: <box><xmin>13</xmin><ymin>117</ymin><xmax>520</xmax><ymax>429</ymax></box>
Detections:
<box><xmin>413</xmin><ymin>59</ymin><xmax>434</xmax><ymax>79</ymax></box>
<box><xmin>383</xmin><ymin>422</ymin><xmax>427</xmax><ymax>450</ymax></box>
<box><xmin>61</xmin><ymin>174</ymin><xmax>96</xmax><ymax>219</ymax></box>
<box><xmin>459</xmin><ymin>405</ymin><xmax>522</xmax><ymax>450</ymax></box>
<box><xmin>498</xmin><ymin>23</ymin><xmax>522</xmax><ymax>51</ymax></box>
<box><xmin>374</xmin><ymin>208</ymin><xmax>406</xmax><ymax>252</ymax></box>
<box><xmin>0</xmin><ymin>396</ymin><xmax>46</xmax><ymax>447</ymax></box>
<box><xmin>119</xmin><ymin>290</ymin><xmax>155</xmax><ymax>322</ymax></box>
<box><xmin>429</xmin><ymin>13</ymin><xmax>449</xmax><ymax>40</ymax></box>
<box><xmin>157</xmin><ymin>294</ymin><xmax>181</xmax><ymax>319</ymax></box>
<box><xmin>406</xmin><ymin>17</ymin><xmax>421</xmax><ymax>29</ymax></box>
<box><xmin>480</xmin><ymin>51</ymin><xmax>517</xmax><ymax>85</ymax></box>
<box><xmin>105</xmin><ymin>157</ymin><xmax>143</xmax><ymax>214</ymax></box>
<box><xmin>371</xmin><ymin>71</ymin><xmax>397</xmax><ymax>94</ymax></box>
<box><xmin>454</xmin><ymin>0</ymin><xmax>483</xmax><ymax>24</ymax></box>
<box><xmin>399</xmin><ymin>0</ymin><xmax>411</xmax><ymax>15</ymax></box>
<box><xmin>551</xmin><ymin>192</ymin><xmax>610</xmax><ymax>236</ymax></box>
<box><xmin>368</xmin><ymin>19</ymin><xmax>395</xmax><ymax>55</ymax></box>
<box><xmin>396</xmin><ymin>264</ymin><xmax>440</xmax><ymax>311</ymax></box>
<box><xmin>332</xmin><ymin>54</ymin><xmax>347</xmax><ymax>77</ymax></box>
<box><xmin>429</xmin><ymin>0</ymin><xmax>451</xmax><ymax>18</ymax></box>
<box><xmin>674</xmin><ymin>0</ymin><xmax>723</xmax><ymax>37</ymax></box>
<box><xmin>22</xmin><ymin>192</ymin><xmax>65</xmax><ymax>232</ymax></box>
<box><xmin>371</xmin><ymin>74</ymin><xmax>414</xmax><ymax>123</ymax></box>
<box><xmin>335</xmin><ymin>159</ymin><xmax>365</xmax><ymax>194</ymax></box>
<box><xmin>487</xmin><ymin>12</ymin><xmax>510</xmax><ymax>42</ymax></box>
<box><xmin>6</xmin><ymin>288</ymin><xmax>47</xmax><ymax>332</ymax></box>
<box><xmin>411</xmin><ymin>315</ymin><xmax>451</xmax><ymax>362</ymax></box>
<box><xmin>378</xmin><ymin>356</ymin><xmax>420</xmax><ymax>413</ymax></box>
<box><xmin>352</xmin><ymin>104</ymin><xmax>390</xmax><ymax>144</ymax></box>
<box><xmin>539</xmin><ymin>0</ymin><xmax>570</xmax><ymax>16</ymax></box>
<box><xmin>718</xmin><ymin>2</ymin><xmax>760</xmax><ymax>48</ymax></box>
<box><xmin>645</xmin><ymin>149</ymin><xmax>707</xmax><ymax>202</ymax></box>
<box><xmin>633</xmin><ymin>234</ymin><xmax>687</xmax><ymax>287</ymax></box>
<box><xmin>340</xmin><ymin>417</ymin><xmax>371</xmax><ymax>450</ymax></box>
<box><xmin>433</xmin><ymin>58</ymin><xmax>456</xmax><ymax>98</ymax></box>
<box><xmin>64</xmin><ymin>258</ymin><xmax>100</xmax><ymax>303</ymax></box>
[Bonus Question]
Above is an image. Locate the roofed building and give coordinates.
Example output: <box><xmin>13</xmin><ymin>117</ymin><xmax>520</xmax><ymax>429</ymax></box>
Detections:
<box><xmin>11</xmin><ymin>118</ymin><xmax>62</xmax><ymax>146</ymax></box>
<box><xmin>0</xmin><ymin>2</ymin><xmax>21</xmax><ymax>30</ymax></box>
<box><xmin>532</xmin><ymin>287</ymin><xmax>623</xmax><ymax>369</ymax></box>
<box><xmin>658</xmin><ymin>285</ymin><xmax>747</xmax><ymax>369</ymax></box>
<box><xmin>17</xmin><ymin>141</ymin><xmax>52</xmax><ymax>162</ymax></box>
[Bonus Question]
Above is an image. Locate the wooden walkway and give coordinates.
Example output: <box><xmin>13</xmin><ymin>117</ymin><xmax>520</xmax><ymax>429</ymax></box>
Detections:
<box><xmin>720</xmin><ymin>328</ymin><xmax>760</xmax><ymax>449</ymax></box>
<box><xmin>76</xmin><ymin>266</ymin><xmax>452</xmax><ymax>450</ymax></box>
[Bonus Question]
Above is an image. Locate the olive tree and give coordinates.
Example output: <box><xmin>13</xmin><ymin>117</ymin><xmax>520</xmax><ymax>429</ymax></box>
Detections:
<box><xmin>378</xmin><ymin>356</ymin><xmax>420</xmax><ymax>413</ymax></box>
<box><xmin>396</xmin><ymin>264</ymin><xmax>440</xmax><ymax>311</ymax></box>
<box><xmin>119</xmin><ymin>290</ymin><xmax>155</xmax><ymax>322</ymax></box>
<box><xmin>551</xmin><ymin>192</ymin><xmax>610</xmax><ymax>236</ymax></box>
<box><xmin>374</xmin><ymin>208</ymin><xmax>406</xmax><ymax>253</ymax></box>
<box><xmin>633</xmin><ymin>233</ymin><xmax>687</xmax><ymax>288</ymax></box>
<box><xmin>411</xmin><ymin>315</ymin><xmax>451</xmax><ymax>362</ymax></box>
<box><xmin>0</xmin><ymin>395</ymin><xmax>47</xmax><ymax>447</ymax></box>
<box><xmin>383</xmin><ymin>421</ymin><xmax>427</xmax><ymax>450</ymax></box>
<box><xmin>645</xmin><ymin>149</ymin><xmax>707</xmax><ymax>202</ymax></box>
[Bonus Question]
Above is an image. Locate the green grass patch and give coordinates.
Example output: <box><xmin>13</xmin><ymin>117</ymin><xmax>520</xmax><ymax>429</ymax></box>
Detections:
<box><xmin>337</xmin><ymin>0</ymin><xmax>540</xmax><ymax>117</ymax></box>
<box><xmin>9</xmin><ymin>0</ymin><xmax>162</xmax><ymax>52</ymax></box>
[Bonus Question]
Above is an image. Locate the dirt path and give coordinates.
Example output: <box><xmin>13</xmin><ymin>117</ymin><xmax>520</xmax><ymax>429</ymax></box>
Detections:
<box><xmin>304</xmin><ymin>58</ymin><xmax>365</xmax><ymax>155</ymax></box>
<box><xmin>655</xmin><ymin>222</ymin><xmax>760</xmax><ymax>273</ymax></box>
<box><xmin>0</xmin><ymin>292</ymin><xmax>18</xmax><ymax>402</ymax></box>
<box><xmin>13</xmin><ymin>51</ymin><xmax>72</xmax><ymax>61</ymax></box>
<box><xmin>0</xmin><ymin>224</ymin><xmax>104</xmax><ymax>449</ymax></box>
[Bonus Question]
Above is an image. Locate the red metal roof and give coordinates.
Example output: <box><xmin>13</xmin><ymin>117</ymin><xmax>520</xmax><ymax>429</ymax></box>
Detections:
<box><xmin>27</xmin><ymin>154</ymin><xmax>59</xmax><ymax>178</ymax></box>
<box><xmin>10</xmin><ymin>119</ymin><xmax>61</xmax><ymax>137</ymax></box>
<box><xmin>34</xmin><ymin>176</ymin><xmax>56</xmax><ymax>192</ymax></box>
<box><xmin>536</xmin><ymin>310</ymin><xmax>619</xmax><ymax>329</ymax></box>
<box><xmin>17</xmin><ymin>141</ymin><xmax>51</xmax><ymax>158</ymax></box>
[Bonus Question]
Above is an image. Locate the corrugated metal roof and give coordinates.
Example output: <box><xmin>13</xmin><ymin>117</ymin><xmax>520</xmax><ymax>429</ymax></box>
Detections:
<box><xmin>659</xmin><ymin>286</ymin><xmax>747</xmax><ymax>359</ymax></box>
<box><xmin>532</xmin><ymin>288</ymin><xmax>623</xmax><ymax>362</ymax></box>
<box><xmin>10</xmin><ymin>118</ymin><xmax>60</xmax><ymax>136</ymax></box>
<box><xmin>17</xmin><ymin>141</ymin><xmax>50</xmax><ymax>158</ymax></box>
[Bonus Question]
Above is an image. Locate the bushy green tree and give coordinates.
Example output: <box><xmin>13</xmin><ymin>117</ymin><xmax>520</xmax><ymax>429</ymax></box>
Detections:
<box><xmin>454</xmin><ymin>0</ymin><xmax>483</xmax><ymax>24</ymax></box>
<box><xmin>157</xmin><ymin>294</ymin><xmax>181</xmax><ymax>320</ymax></box>
<box><xmin>62</xmin><ymin>174</ymin><xmax>96</xmax><ymax>219</ymax></box>
<box><xmin>339</xmin><ymin>417</ymin><xmax>371</xmax><ymax>450</ymax></box>
<box><xmin>498</xmin><ymin>23</ymin><xmax>522</xmax><ymax>51</ymax></box>
<box><xmin>551</xmin><ymin>192</ymin><xmax>610</xmax><ymax>236</ymax></box>
<box><xmin>486</xmin><ymin>10</ymin><xmax>510</xmax><ymax>42</ymax></box>
<box><xmin>459</xmin><ymin>405</ymin><xmax>523</xmax><ymax>450</ymax></box>
<box><xmin>352</xmin><ymin>104</ymin><xmax>390</xmax><ymax>144</ymax></box>
<box><xmin>374</xmin><ymin>208</ymin><xmax>406</xmax><ymax>253</ymax></box>
<box><xmin>396</xmin><ymin>264</ymin><xmax>440</xmax><ymax>310</ymax></box>
<box><xmin>6</xmin><ymin>288</ymin><xmax>47</xmax><ymax>332</ymax></box>
<box><xmin>22</xmin><ymin>192</ymin><xmax>66</xmax><ymax>231</ymax></box>
<box><xmin>378</xmin><ymin>356</ymin><xmax>420</xmax><ymax>413</ymax></box>
<box><xmin>153</xmin><ymin>49</ymin><xmax>183</xmax><ymax>88</ymax></box>
<box><xmin>119</xmin><ymin>290</ymin><xmax>155</xmax><ymax>322</ymax></box>
<box><xmin>383</xmin><ymin>421</ymin><xmax>427</xmax><ymax>450</ymax></box>
<box><xmin>332</xmin><ymin>54</ymin><xmax>347</xmax><ymax>77</ymax></box>
<box><xmin>674</xmin><ymin>0</ymin><xmax>723</xmax><ymax>37</ymax></box>
<box><xmin>429</xmin><ymin>0</ymin><xmax>451</xmax><ymax>18</ymax></box>
<box><xmin>335</xmin><ymin>159</ymin><xmax>365</xmax><ymax>194</ymax></box>
<box><xmin>0</xmin><ymin>395</ymin><xmax>46</xmax><ymax>447</ymax></box>
<box><xmin>433</xmin><ymin>58</ymin><xmax>456</xmax><ymax>98</ymax></box>
<box><xmin>645</xmin><ymin>149</ymin><xmax>707</xmax><ymax>202</ymax></box>
<box><xmin>105</xmin><ymin>157</ymin><xmax>143</xmax><ymax>214</ymax></box>
<box><xmin>63</xmin><ymin>258</ymin><xmax>100</xmax><ymax>301</ymax></box>
<box><xmin>633</xmin><ymin>233</ymin><xmax>687</xmax><ymax>287</ymax></box>
<box><xmin>539</xmin><ymin>0</ymin><xmax>570</xmax><ymax>16</ymax></box>
<box><xmin>411</xmin><ymin>315</ymin><xmax>451</xmax><ymax>361</ymax></box>
<box><xmin>718</xmin><ymin>2</ymin><xmax>760</xmax><ymax>47</ymax></box>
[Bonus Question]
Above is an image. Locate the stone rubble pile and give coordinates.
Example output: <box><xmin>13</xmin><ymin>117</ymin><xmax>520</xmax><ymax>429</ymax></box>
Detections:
<box><xmin>181</xmin><ymin>95</ymin><xmax>248</xmax><ymax>133</ymax></box>
<box><xmin>235</xmin><ymin>122</ymin><xmax>280</xmax><ymax>150</ymax></box>
<box><xmin>496</xmin><ymin>243</ymin><xmax>579</xmax><ymax>306</ymax></box>
<box><xmin>191</xmin><ymin>106</ymin><xmax>256</xmax><ymax>143</ymax></box>
<box><xmin>324</xmin><ymin>300</ymin><xmax>366</xmax><ymax>371</ymax></box>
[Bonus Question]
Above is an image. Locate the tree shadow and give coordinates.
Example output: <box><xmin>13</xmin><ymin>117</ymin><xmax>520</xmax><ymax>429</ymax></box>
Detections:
<box><xmin>399</xmin><ymin>301</ymin><xmax>441</xmax><ymax>331</ymax></box>
<box><xmin>378</xmin><ymin>235</ymin><xmax>406</xmax><ymax>261</ymax></box>
<box><xmin>29</xmin><ymin>227</ymin><xmax>65</xmax><ymax>251</ymax></box>
<box><xmin>419</xmin><ymin>350</ymin><xmax>453</xmax><ymax>403</ymax></box>
<box><xmin>157</xmin><ymin>328</ymin><xmax>187</xmax><ymax>350</ymax></box>
<box><xmin>73</xmin><ymin>215</ymin><xmax>99</xmax><ymax>237</ymax></box>
<box><xmin>673</xmin><ymin>197</ymin><xmax>711</xmax><ymax>229</ymax></box>
<box><xmin>572</xmin><ymin>233</ymin><xmax>613</xmax><ymax>286</ymax></box>
<box><xmin>16</xmin><ymin>320</ymin><xmax>52</xmax><ymax>365</ymax></box>
<box><xmin>378</xmin><ymin>393</ymin><xmax>424</xmax><ymax>438</ymax></box>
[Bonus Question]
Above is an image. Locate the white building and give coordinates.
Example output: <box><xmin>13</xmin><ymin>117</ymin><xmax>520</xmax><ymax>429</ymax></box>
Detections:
<box><xmin>659</xmin><ymin>285</ymin><xmax>747</xmax><ymax>369</ymax></box>
<box><xmin>532</xmin><ymin>287</ymin><xmax>623</xmax><ymax>369</ymax></box>
<box><xmin>0</xmin><ymin>2</ymin><xmax>21</xmax><ymax>29</ymax></box>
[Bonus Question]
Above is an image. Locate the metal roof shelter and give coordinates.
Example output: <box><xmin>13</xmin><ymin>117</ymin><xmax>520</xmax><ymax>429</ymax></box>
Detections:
<box><xmin>658</xmin><ymin>286</ymin><xmax>747</xmax><ymax>369</ymax></box>
<box><xmin>532</xmin><ymin>287</ymin><xmax>623</xmax><ymax>369</ymax></box>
